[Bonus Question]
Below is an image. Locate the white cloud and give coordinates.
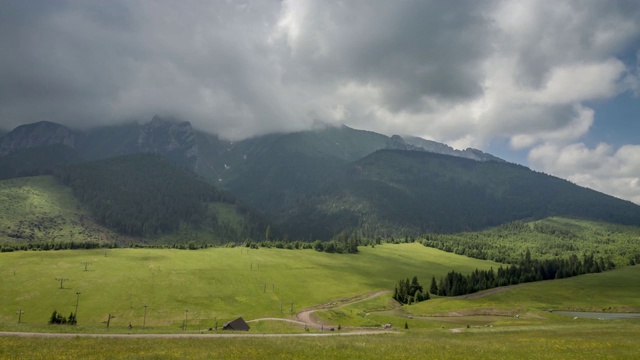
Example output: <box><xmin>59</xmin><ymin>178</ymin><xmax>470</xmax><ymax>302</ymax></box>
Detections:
<box><xmin>529</xmin><ymin>142</ymin><xmax>640</xmax><ymax>204</ymax></box>
<box><xmin>532</xmin><ymin>60</ymin><xmax>625</xmax><ymax>105</ymax></box>
<box><xmin>1</xmin><ymin>0</ymin><xmax>640</xmax><ymax>202</ymax></box>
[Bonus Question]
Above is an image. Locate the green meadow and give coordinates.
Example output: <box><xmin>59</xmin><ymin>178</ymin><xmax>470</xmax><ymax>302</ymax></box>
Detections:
<box><xmin>0</xmin><ymin>244</ymin><xmax>499</xmax><ymax>331</ymax></box>
<box><xmin>1</xmin><ymin>246</ymin><xmax>639</xmax><ymax>358</ymax></box>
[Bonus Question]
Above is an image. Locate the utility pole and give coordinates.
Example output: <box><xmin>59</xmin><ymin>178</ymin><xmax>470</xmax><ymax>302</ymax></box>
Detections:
<box><xmin>143</xmin><ymin>305</ymin><xmax>147</xmax><ymax>330</ymax></box>
<box><xmin>107</xmin><ymin>314</ymin><xmax>114</xmax><ymax>329</ymax></box>
<box><xmin>16</xmin><ymin>309</ymin><xmax>24</xmax><ymax>323</ymax></box>
<box><xmin>215</xmin><ymin>316</ymin><xmax>218</xmax><ymax>331</ymax></box>
<box><xmin>81</xmin><ymin>262</ymin><xmax>92</xmax><ymax>271</ymax></box>
<box><xmin>75</xmin><ymin>292</ymin><xmax>81</xmax><ymax>325</ymax></box>
<box><xmin>55</xmin><ymin>277</ymin><xmax>69</xmax><ymax>289</ymax></box>
<box><xmin>183</xmin><ymin>309</ymin><xmax>188</xmax><ymax>331</ymax></box>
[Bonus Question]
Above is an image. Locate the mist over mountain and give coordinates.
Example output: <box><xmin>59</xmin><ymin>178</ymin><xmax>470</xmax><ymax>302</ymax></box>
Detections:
<box><xmin>1</xmin><ymin>118</ymin><xmax>639</xmax><ymax>243</ymax></box>
<box><xmin>0</xmin><ymin>121</ymin><xmax>75</xmax><ymax>156</ymax></box>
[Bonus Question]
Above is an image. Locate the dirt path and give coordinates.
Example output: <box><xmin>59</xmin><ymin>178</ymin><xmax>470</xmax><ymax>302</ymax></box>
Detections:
<box><xmin>246</xmin><ymin>318</ymin><xmax>306</xmax><ymax>325</ymax></box>
<box><xmin>0</xmin><ymin>330</ymin><xmax>398</xmax><ymax>338</ymax></box>
<box><xmin>296</xmin><ymin>290</ymin><xmax>392</xmax><ymax>329</ymax></box>
<box><xmin>0</xmin><ymin>291</ymin><xmax>398</xmax><ymax>338</ymax></box>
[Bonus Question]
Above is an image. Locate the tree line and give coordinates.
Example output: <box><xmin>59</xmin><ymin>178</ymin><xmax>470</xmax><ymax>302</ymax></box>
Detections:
<box><xmin>420</xmin><ymin>219</ymin><xmax>640</xmax><ymax>267</ymax></box>
<box><xmin>432</xmin><ymin>251</ymin><xmax>615</xmax><ymax>297</ymax></box>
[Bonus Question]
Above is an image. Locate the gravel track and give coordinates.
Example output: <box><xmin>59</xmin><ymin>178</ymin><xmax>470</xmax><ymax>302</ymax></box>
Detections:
<box><xmin>0</xmin><ymin>290</ymin><xmax>398</xmax><ymax>338</ymax></box>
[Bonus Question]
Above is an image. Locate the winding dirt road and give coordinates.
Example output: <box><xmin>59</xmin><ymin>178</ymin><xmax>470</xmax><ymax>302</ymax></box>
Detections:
<box><xmin>0</xmin><ymin>290</ymin><xmax>398</xmax><ymax>338</ymax></box>
<box><xmin>0</xmin><ymin>330</ymin><xmax>398</xmax><ymax>338</ymax></box>
<box><xmin>296</xmin><ymin>290</ymin><xmax>392</xmax><ymax>330</ymax></box>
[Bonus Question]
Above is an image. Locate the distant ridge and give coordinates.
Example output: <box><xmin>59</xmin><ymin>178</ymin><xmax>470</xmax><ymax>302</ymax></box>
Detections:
<box><xmin>1</xmin><ymin>119</ymin><xmax>638</xmax><ymax>243</ymax></box>
<box><xmin>0</xmin><ymin>121</ymin><xmax>75</xmax><ymax>156</ymax></box>
<box><xmin>278</xmin><ymin>149</ymin><xmax>640</xmax><ymax>239</ymax></box>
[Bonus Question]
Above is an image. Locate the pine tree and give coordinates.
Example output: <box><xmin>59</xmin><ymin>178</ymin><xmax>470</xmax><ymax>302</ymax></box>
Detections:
<box><xmin>49</xmin><ymin>310</ymin><xmax>58</xmax><ymax>324</ymax></box>
<box><xmin>429</xmin><ymin>276</ymin><xmax>438</xmax><ymax>294</ymax></box>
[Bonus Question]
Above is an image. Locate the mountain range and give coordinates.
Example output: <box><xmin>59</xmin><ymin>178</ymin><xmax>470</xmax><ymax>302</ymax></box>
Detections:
<box><xmin>1</xmin><ymin>117</ymin><xmax>639</xmax><ymax>243</ymax></box>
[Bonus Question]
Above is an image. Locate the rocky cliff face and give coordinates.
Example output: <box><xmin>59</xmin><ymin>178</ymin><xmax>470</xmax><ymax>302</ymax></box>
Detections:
<box><xmin>0</xmin><ymin>121</ymin><xmax>76</xmax><ymax>156</ymax></box>
<box><xmin>133</xmin><ymin>116</ymin><xmax>198</xmax><ymax>168</ymax></box>
<box><xmin>1</xmin><ymin>118</ymin><xmax>200</xmax><ymax>169</ymax></box>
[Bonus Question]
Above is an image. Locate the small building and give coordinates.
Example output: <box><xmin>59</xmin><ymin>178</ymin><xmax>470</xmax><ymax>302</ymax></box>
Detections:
<box><xmin>222</xmin><ymin>317</ymin><xmax>250</xmax><ymax>331</ymax></box>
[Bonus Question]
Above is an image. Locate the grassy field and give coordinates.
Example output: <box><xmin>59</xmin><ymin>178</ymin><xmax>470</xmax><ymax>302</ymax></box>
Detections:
<box><xmin>315</xmin><ymin>265</ymin><xmax>640</xmax><ymax>328</ymax></box>
<box><xmin>409</xmin><ymin>265</ymin><xmax>640</xmax><ymax>316</ymax></box>
<box><xmin>0</xmin><ymin>244</ymin><xmax>499</xmax><ymax>331</ymax></box>
<box><xmin>1</xmin><ymin>321</ymin><xmax>639</xmax><ymax>359</ymax></box>
<box><xmin>1</xmin><ymin>247</ymin><xmax>639</xmax><ymax>358</ymax></box>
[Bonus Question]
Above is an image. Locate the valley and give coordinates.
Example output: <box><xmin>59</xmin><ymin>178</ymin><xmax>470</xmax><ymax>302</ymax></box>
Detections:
<box><xmin>1</xmin><ymin>120</ymin><xmax>639</xmax><ymax>359</ymax></box>
<box><xmin>0</xmin><ymin>245</ymin><xmax>639</xmax><ymax>359</ymax></box>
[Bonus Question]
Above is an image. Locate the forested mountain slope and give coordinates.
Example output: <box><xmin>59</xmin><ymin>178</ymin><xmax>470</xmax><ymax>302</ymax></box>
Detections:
<box><xmin>54</xmin><ymin>153</ymin><xmax>269</xmax><ymax>242</ymax></box>
<box><xmin>2</xmin><ymin>120</ymin><xmax>639</xmax><ymax>246</ymax></box>
<box><xmin>0</xmin><ymin>144</ymin><xmax>83</xmax><ymax>180</ymax></box>
<box><xmin>219</xmin><ymin>125</ymin><xmax>390</xmax><ymax>214</ymax></box>
<box><xmin>279</xmin><ymin>150</ymin><xmax>640</xmax><ymax>239</ymax></box>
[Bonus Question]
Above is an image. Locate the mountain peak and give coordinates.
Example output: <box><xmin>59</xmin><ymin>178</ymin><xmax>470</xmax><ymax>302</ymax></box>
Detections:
<box><xmin>0</xmin><ymin>121</ymin><xmax>75</xmax><ymax>156</ymax></box>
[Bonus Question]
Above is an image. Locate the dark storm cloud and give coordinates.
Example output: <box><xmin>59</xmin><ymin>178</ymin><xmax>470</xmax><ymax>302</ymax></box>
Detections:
<box><xmin>0</xmin><ymin>0</ymin><xmax>287</xmax><ymax>136</ymax></box>
<box><xmin>0</xmin><ymin>0</ymin><xmax>638</xmax><ymax>145</ymax></box>
<box><xmin>0</xmin><ymin>0</ymin><xmax>497</xmax><ymax>137</ymax></box>
<box><xmin>273</xmin><ymin>0</ymin><xmax>493</xmax><ymax>111</ymax></box>
<box><xmin>2</xmin><ymin>0</ymin><xmax>640</xmax><ymax>202</ymax></box>
<box><xmin>0</xmin><ymin>0</ymin><xmax>140</xmax><ymax>129</ymax></box>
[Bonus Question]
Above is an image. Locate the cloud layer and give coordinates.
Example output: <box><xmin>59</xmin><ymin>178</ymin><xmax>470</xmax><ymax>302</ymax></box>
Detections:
<box><xmin>1</xmin><ymin>0</ymin><xmax>639</xmax><ymax>202</ymax></box>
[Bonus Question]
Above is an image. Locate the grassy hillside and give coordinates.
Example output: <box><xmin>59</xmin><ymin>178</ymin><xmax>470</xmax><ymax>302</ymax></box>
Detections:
<box><xmin>2</xmin><ymin>252</ymin><xmax>640</xmax><ymax>359</ymax></box>
<box><xmin>281</xmin><ymin>150</ymin><xmax>640</xmax><ymax>239</ymax></box>
<box><xmin>409</xmin><ymin>264</ymin><xmax>640</xmax><ymax>316</ymax></box>
<box><xmin>318</xmin><ymin>264</ymin><xmax>640</xmax><ymax>328</ymax></box>
<box><xmin>0</xmin><ymin>244</ymin><xmax>500</xmax><ymax>331</ymax></box>
<box><xmin>422</xmin><ymin>217</ymin><xmax>640</xmax><ymax>266</ymax></box>
<box><xmin>0</xmin><ymin>176</ymin><xmax>117</xmax><ymax>245</ymax></box>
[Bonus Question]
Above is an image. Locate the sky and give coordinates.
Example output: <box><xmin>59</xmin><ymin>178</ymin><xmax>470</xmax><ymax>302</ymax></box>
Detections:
<box><xmin>0</xmin><ymin>0</ymin><xmax>639</xmax><ymax>204</ymax></box>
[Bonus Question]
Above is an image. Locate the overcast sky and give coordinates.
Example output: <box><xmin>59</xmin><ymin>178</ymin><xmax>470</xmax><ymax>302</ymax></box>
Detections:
<box><xmin>1</xmin><ymin>0</ymin><xmax>639</xmax><ymax>203</ymax></box>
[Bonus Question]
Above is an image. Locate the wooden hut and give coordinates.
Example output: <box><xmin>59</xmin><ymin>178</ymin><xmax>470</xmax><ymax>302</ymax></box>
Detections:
<box><xmin>222</xmin><ymin>317</ymin><xmax>250</xmax><ymax>331</ymax></box>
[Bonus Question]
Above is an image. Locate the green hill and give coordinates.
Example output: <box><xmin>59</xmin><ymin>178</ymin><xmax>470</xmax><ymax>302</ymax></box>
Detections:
<box><xmin>54</xmin><ymin>153</ymin><xmax>269</xmax><ymax>243</ymax></box>
<box><xmin>0</xmin><ymin>176</ymin><xmax>117</xmax><ymax>246</ymax></box>
<box><xmin>280</xmin><ymin>150</ymin><xmax>640</xmax><ymax>239</ymax></box>
<box><xmin>422</xmin><ymin>217</ymin><xmax>640</xmax><ymax>266</ymax></box>
<box><xmin>0</xmin><ymin>244</ymin><xmax>501</xmax><ymax>330</ymax></box>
